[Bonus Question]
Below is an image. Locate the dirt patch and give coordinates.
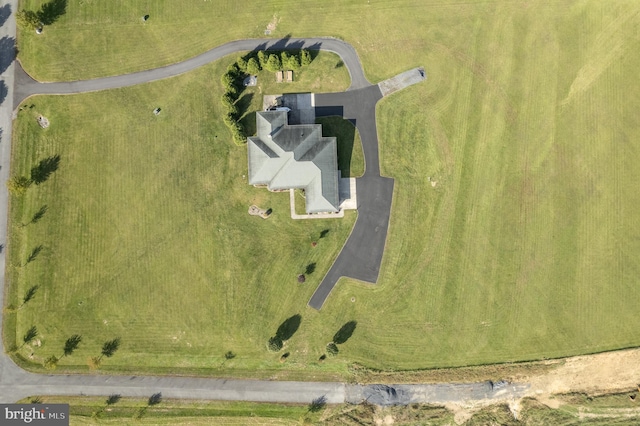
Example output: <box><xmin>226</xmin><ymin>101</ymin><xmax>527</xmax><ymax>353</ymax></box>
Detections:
<box><xmin>265</xmin><ymin>14</ymin><xmax>280</xmax><ymax>35</ymax></box>
<box><xmin>527</xmin><ymin>348</ymin><xmax>640</xmax><ymax>400</ymax></box>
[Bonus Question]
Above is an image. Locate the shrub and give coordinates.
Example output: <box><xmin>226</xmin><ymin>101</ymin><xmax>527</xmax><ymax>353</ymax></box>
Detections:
<box><xmin>300</xmin><ymin>49</ymin><xmax>312</xmax><ymax>66</ymax></box>
<box><xmin>257</xmin><ymin>51</ymin><xmax>267</xmax><ymax>68</ymax></box>
<box><xmin>222</xmin><ymin>113</ymin><xmax>236</xmax><ymax>127</ymax></box>
<box><xmin>44</xmin><ymin>355</ymin><xmax>58</xmax><ymax>370</ymax></box>
<box><xmin>236</xmin><ymin>56</ymin><xmax>248</xmax><ymax>72</ymax></box>
<box><xmin>16</xmin><ymin>10</ymin><xmax>40</xmax><ymax>30</ymax></box>
<box><xmin>326</xmin><ymin>342</ymin><xmax>339</xmax><ymax>356</ymax></box>
<box><xmin>288</xmin><ymin>55</ymin><xmax>301</xmax><ymax>70</ymax></box>
<box><xmin>265</xmin><ymin>54</ymin><xmax>282</xmax><ymax>72</ymax></box>
<box><xmin>268</xmin><ymin>336</ymin><xmax>283</xmax><ymax>352</ymax></box>
<box><xmin>221</xmin><ymin>93</ymin><xmax>236</xmax><ymax>108</ymax></box>
<box><xmin>246</xmin><ymin>57</ymin><xmax>260</xmax><ymax>75</ymax></box>
<box><xmin>227</xmin><ymin>63</ymin><xmax>240</xmax><ymax>75</ymax></box>
<box><xmin>221</xmin><ymin>73</ymin><xmax>236</xmax><ymax>91</ymax></box>
<box><xmin>7</xmin><ymin>176</ymin><xmax>32</xmax><ymax>196</ymax></box>
<box><xmin>281</xmin><ymin>51</ymin><xmax>290</xmax><ymax>67</ymax></box>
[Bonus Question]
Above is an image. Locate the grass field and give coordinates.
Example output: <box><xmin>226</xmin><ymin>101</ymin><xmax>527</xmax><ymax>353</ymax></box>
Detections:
<box><xmin>5</xmin><ymin>55</ymin><xmax>361</xmax><ymax>377</ymax></box>
<box><xmin>8</xmin><ymin>0</ymin><xmax>640</xmax><ymax>376</ymax></box>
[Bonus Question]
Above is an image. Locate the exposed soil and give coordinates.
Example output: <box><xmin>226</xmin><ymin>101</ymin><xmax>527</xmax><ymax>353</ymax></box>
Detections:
<box><xmin>526</xmin><ymin>348</ymin><xmax>640</xmax><ymax>405</ymax></box>
<box><xmin>442</xmin><ymin>348</ymin><xmax>640</xmax><ymax>424</ymax></box>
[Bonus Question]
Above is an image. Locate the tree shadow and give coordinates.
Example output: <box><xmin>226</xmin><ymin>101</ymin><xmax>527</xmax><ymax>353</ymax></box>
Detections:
<box><xmin>305</xmin><ymin>263</ymin><xmax>316</xmax><ymax>275</ymax></box>
<box><xmin>106</xmin><ymin>394</ymin><xmax>121</xmax><ymax>406</ymax></box>
<box><xmin>29</xmin><ymin>205</ymin><xmax>48</xmax><ymax>225</ymax></box>
<box><xmin>333</xmin><ymin>321</ymin><xmax>357</xmax><ymax>345</ymax></box>
<box><xmin>0</xmin><ymin>36</ymin><xmax>16</xmax><ymax>74</ymax></box>
<box><xmin>148</xmin><ymin>393</ymin><xmax>162</xmax><ymax>406</ymax></box>
<box><xmin>236</xmin><ymin>92</ymin><xmax>254</xmax><ymax>119</ymax></box>
<box><xmin>38</xmin><ymin>0</ymin><xmax>67</xmax><ymax>26</ymax></box>
<box><xmin>26</xmin><ymin>245</ymin><xmax>43</xmax><ymax>264</ymax></box>
<box><xmin>31</xmin><ymin>154</ymin><xmax>60</xmax><ymax>184</ymax></box>
<box><xmin>308</xmin><ymin>395</ymin><xmax>326</xmax><ymax>412</ymax></box>
<box><xmin>0</xmin><ymin>4</ymin><xmax>11</xmax><ymax>28</ymax></box>
<box><xmin>320</xmin><ymin>229</ymin><xmax>329</xmax><ymax>239</ymax></box>
<box><xmin>275</xmin><ymin>314</ymin><xmax>301</xmax><ymax>341</ymax></box>
<box><xmin>0</xmin><ymin>80</ymin><xmax>7</xmax><ymax>106</ymax></box>
<box><xmin>239</xmin><ymin>111</ymin><xmax>256</xmax><ymax>137</ymax></box>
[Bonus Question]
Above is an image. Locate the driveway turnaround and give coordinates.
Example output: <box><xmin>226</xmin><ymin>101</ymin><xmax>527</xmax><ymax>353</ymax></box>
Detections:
<box><xmin>309</xmin><ymin>86</ymin><xmax>395</xmax><ymax>309</ymax></box>
<box><xmin>308</xmin><ymin>69</ymin><xmax>424</xmax><ymax>309</ymax></box>
<box><xmin>0</xmin><ymin>26</ymin><xmax>466</xmax><ymax>405</ymax></box>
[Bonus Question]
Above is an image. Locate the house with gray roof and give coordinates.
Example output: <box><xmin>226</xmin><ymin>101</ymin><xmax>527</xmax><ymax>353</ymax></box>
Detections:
<box><xmin>247</xmin><ymin>111</ymin><xmax>340</xmax><ymax>214</ymax></box>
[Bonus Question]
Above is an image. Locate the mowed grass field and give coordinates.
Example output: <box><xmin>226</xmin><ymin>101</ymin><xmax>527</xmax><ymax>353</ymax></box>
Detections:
<box><xmin>6</xmin><ymin>56</ymin><xmax>363</xmax><ymax>377</ymax></box>
<box><xmin>8</xmin><ymin>0</ymin><xmax>640</xmax><ymax>375</ymax></box>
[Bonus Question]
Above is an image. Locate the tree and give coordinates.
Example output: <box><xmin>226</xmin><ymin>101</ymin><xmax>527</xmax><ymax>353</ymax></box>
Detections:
<box><xmin>308</xmin><ymin>396</ymin><xmax>327</xmax><ymax>413</ymax></box>
<box><xmin>226</xmin><ymin>103</ymin><xmax>239</xmax><ymax>117</ymax></box>
<box><xmin>220</xmin><ymin>73</ymin><xmax>236</xmax><ymax>91</ymax></box>
<box><xmin>236</xmin><ymin>56</ymin><xmax>248</xmax><ymax>72</ymax></box>
<box><xmin>7</xmin><ymin>176</ymin><xmax>32</xmax><ymax>196</ymax></box>
<box><xmin>21</xmin><ymin>285</ymin><xmax>39</xmax><ymax>308</ymax></box>
<box><xmin>300</xmin><ymin>49</ymin><xmax>312</xmax><ymax>66</ymax></box>
<box><xmin>148</xmin><ymin>393</ymin><xmax>162</xmax><ymax>406</ymax></box>
<box><xmin>221</xmin><ymin>93</ymin><xmax>236</xmax><ymax>108</ymax></box>
<box><xmin>106</xmin><ymin>394</ymin><xmax>121</xmax><ymax>406</ymax></box>
<box><xmin>16</xmin><ymin>10</ymin><xmax>40</xmax><ymax>30</ymax></box>
<box><xmin>257</xmin><ymin>51</ymin><xmax>267</xmax><ymax>68</ymax></box>
<box><xmin>43</xmin><ymin>355</ymin><xmax>58</xmax><ymax>370</ymax></box>
<box><xmin>326</xmin><ymin>342</ymin><xmax>338</xmax><ymax>356</ymax></box>
<box><xmin>265</xmin><ymin>54</ymin><xmax>282</xmax><ymax>72</ymax></box>
<box><xmin>226</xmin><ymin>63</ymin><xmax>240</xmax><ymax>76</ymax></box>
<box><xmin>223</xmin><ymin>113</ymin><xmax>236</xmax><ymax>128</ymax></box>
<box><xmin>267</xmin><ymin>336</ymin><xmax>283</xmax><ymax>352</ymax></box>
<box><xmin>246</xmin><ymin>57</ymin><xmax>260</xmax><ymax>75</ymax></box>
<box><xmin>22</xmin><ymin>325</ymin><xmax>38</xmax><ymax>347</ymax></box>
<box><xmin>224</xmin><ymin>351</ymin><xmax>236</xmax><ymax>359</ymax></box>
<box><xmin>63</xmin><ymin>334</ymin><xmax>82</xmax><ymax>357</ymax></box>
<box><xmin>100</xmin><ymin>337</ymin><xmax>121</xmax><ymax>359</ymax></box>
<box><xmin>288</xmin><ymin>55</ymin><xmax>301</xmax><ymax>70</ymax></box>
<box><xmin>280</xmin><ymin>51</ymin><xmax>290</xmax><ymax>68</ymax></box>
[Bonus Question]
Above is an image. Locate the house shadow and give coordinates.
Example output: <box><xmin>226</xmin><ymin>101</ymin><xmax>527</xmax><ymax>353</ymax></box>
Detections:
<box><xmin>315</xmin><ymin>116</ymin><xmax>356</xmax><ymax>177</ymax></box>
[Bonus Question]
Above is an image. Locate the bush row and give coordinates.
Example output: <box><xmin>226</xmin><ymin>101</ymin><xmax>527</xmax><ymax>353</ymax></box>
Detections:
<box><xmin>219</xmin><ymin>49</ymin><xmax>314</xmax><ymax>145</ymax></box>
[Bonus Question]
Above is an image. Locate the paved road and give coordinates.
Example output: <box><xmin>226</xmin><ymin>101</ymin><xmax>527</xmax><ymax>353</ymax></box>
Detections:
<box><xmin>13</xmin><ymin>37</ymin><xmax>372</xmax><ymax>108</ymax></box>
<box><xmin>0</xmin><ymin>16</ymin><xmax>509</xmax><ymax>408</ymax></box>
<box><xmin>0</xmin><ymin>0</ymin><xmax>19</xmax><ymax>401</ymax></box>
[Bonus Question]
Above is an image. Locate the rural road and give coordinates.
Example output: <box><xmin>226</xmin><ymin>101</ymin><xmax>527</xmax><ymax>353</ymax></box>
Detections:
<box><xmin>0</xmin><ymin>6</ymin><xmax>528</xmax><ymax>407</ymax></box>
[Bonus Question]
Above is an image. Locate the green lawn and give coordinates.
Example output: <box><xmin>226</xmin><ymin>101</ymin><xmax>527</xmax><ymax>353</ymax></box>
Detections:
<box><xmin>6</xmin><ymin>56</ymin><xmax>360</xmax><ymax>378</ymax></box>
<box><xmin>8</xmin><ymin>0</ymin><xmax>640</xmax><ymax>376</ymax></box>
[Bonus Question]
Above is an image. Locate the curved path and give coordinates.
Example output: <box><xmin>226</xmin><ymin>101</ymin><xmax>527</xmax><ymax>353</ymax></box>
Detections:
<box><xmin>0</xmin><ymin>24</ymin><xmax>517</xmax><ymax>407</ymax></box>
<box><xmin>13</xmin><ymin>37</ymin><xmax>371</xmax><ymax>108</ymax></box>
